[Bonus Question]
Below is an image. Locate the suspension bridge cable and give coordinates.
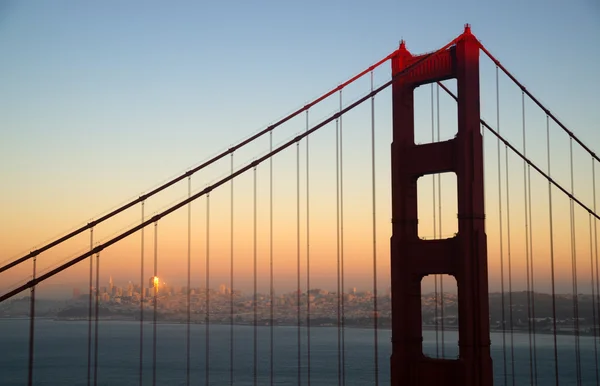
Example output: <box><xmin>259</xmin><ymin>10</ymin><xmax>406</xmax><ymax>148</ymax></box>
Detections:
<box><xmin>186</xmin><ymin>177</ymin><xmax>191</xmax><ymax>386</ymax></box>
<box><xmin>139</xmin><ymin>202</ymin><xmax>145</xmax><ymax>386</ymax></box>
<box><xmin>569</xmin><ymin>137</ymin><xmax>583</xmax><ymax>386</ymax></box>
<box><xmin>437</xmin><ymin>81</ymin><xmax>600</xmax><ymax>384</ymax></box>
<box><xmin>477</xmin><ymin>43</ymin><xmax>599</xmax><ymax>164</ymax></box>
<box><xmin>296</xmin><ymin>139</ymin><xmax>302</xmax><ymax>386</ymax></box>
<box><xmin>527</xmin><ymin>114</ymin><xmax>538</xmax><ymax>386</ymax></box>
<box><xmin>335</xmin><ymin>117</ymin><xmax>342</xmax><ymax>386</ymax></box>
<box><xmin>206</xmin><ymin>194</ymin><xmax>211</xmax><ymax>386</ymax></box>
<box><xmin>87</xmin><ymin>228</ymin><xmax>94</xmax><ymax>386</ymax></box>
<box><xmin>434</xmin><ymin>82</ymin><xmax>600</xmax><ymax>222</ymax></box>
<box><xmin>370</xmin><ymin>70</ymin><xmax>379</xmax><ymax>385</ymax></box>
<box><xmin>589</xmin><ymin>211</ymin><xmax>599</xmax><ymax>385</ymax></box>
<box><xmin>306</xmin><ymin>109</ymin><xmax>312</xmax><ymax>386</ymax></box>
<box><xmin>521</xmin><ymin>92</ymin><xmax>536</xmax><ymax>386</ymax></box>
<box><xmin>594</xmin><ymin>158</ymin><xmax>600</xmax><ymax>385</ymax></box>
<box><xmin>495</xmin><ymin>66</ymin><xmax>508</xmax><ymax>384</ymax></box>
<box><xmin>505</xmin><ymin>138</ymin><xmax>515</xmax><ymax>386</ymax></box>
<box><xmin>253</xmin><ymin>167</ymin><xmax>258</xmax><ymax>386</ymax></box>
<box><xmin>93</xmin><ymin>252</ymin><xmax>100</xmax><ymax>386</ymax></box>
<box><xmin>546</xmin><ymin>115</ymin><xmax>558</xmax><ymax>386</ymax></box>
<box><xmin>0</xmin><ymin>53</ymin><xmax>395</xmax><ymax>276</ymax></box>
<box><xmin>27</xmin><ymin>250</ymin><xmax>37</xmax><ymax>386</ymax></box>
<box><xmin>0</xmin><ymin>36</ymin><xmax>469</xmax><ymax>304</ymax></box>
<box><xmin>269</xmin><ymin>132</ymin><xmax>274</xmax><ymax>386</ymax></box>
<box><xmin>431</xmin><ymin>83</ymin><xmax>439</xmax><ymax>358</ymax></box>
<box><xmin>436</xmin><ymin>84</ymin><xmax>445</xmax><ymax>357</ymax></box>
<box><xmin>230</xmin><ymin>153</ymin><xmax>234</xmax><ymax>386</ymax></box>
<box><xmin>152</xmin><ymin>221</ymin><xmax>158</xmax><ymax>386</ymax></box>
<box><xmin>340</xmin><ymin>89</ymin><xmax>347</xmax><ymax>384</ymax></box>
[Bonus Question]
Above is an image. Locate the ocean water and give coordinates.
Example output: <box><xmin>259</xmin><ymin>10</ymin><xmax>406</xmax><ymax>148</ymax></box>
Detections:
<box><xmin>0</xmin><ymin>319</ymin><xmax>598</xmax><ymax>385</ymax></box>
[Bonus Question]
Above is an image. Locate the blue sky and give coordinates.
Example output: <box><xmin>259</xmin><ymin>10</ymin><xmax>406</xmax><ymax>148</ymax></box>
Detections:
<box><xmin>0</xmin><ymin>1</ymin><xmax>599</xmax><ymax>294</ymax></box>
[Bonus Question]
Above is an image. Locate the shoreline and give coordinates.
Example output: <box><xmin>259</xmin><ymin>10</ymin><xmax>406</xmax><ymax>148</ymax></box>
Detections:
<box><xmin>1</xmin><ymin>317</ymin><xmax>595</xmax><ymax>337</ymax></box>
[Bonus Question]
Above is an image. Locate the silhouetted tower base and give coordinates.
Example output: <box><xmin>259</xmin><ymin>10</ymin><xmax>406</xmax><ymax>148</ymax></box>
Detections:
<box><xmin>389</xmin><ymin>25</ymin><xmax>493</xmax><ymax>386</ymax></box>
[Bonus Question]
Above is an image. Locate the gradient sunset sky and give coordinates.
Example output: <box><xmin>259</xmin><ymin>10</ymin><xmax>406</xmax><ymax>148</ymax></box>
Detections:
<box><xmin>1</xmin><ymin>1</ymin><xmax>599</xmax><ymax>298</ymax></box>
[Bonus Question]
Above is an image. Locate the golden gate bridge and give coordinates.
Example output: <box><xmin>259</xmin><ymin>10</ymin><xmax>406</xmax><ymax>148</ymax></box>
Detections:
<box><xmin>1</xmin><ymin>25</ymin><xmax>599</xmax><ymax>386</ymax></box>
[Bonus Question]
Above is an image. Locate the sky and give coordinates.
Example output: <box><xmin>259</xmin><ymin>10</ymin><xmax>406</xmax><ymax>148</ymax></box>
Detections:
<box><xmin>0</xmin><ymin>0</ymin><xmax>599</xmax><ymax>299</ymax></box>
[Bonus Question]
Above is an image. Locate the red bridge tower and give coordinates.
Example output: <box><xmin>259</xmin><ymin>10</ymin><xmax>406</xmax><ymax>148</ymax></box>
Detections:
<box><xmin>390</xmin><ymin>25</ymin><xmax>493</xmax><ymax>386</ymax></box>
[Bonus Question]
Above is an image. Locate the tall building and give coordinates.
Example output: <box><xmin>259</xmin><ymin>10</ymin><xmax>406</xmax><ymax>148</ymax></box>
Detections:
<box><xmin>109</xmin><ymin>276</ymin><xmax>114</xmax><ymax>294</ymax></box>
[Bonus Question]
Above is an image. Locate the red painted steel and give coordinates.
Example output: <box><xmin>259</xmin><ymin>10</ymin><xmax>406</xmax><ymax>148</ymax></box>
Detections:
<box><xmin>390</xmin><ymin>25</ymin><xmax>493</xmax><ymax>385</ymax></box>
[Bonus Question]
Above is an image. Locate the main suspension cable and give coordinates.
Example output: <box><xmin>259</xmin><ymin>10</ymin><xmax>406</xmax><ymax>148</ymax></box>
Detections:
<box><xmin>478</xmin><ymin>42</ymin><xmax>600</xmax><ymax>164</ymax></box>
<box><xmin>0</xmin><ymin>51</ymin><xmax>396</xmax><ymax>276</ymax></box>
<box><xmin>1</xmin><ymin>37</ymin><xmax>468</xmax><ymax>304</ymax></box>
<box><xmin>435</xmin><ymin>82</ymin><xmax>600</xmax><ymax>221</ymax></box>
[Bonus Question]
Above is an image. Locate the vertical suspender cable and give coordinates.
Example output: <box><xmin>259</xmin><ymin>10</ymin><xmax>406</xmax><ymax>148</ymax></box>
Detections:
<box><xmin>589</xmin><ymin>210</ymin><xmax>599</xmax><ymax>385</ymax></box>
<box><xmin>93</xmin><ymin>252</ymin><xmax>100</xmax><ymax>386</ymax></box>
<box><xmin>431</xmin><ymin>83</ymin><xmax>439</xmax><ymax>358</ymax></box>
<box><xmin>270</xmin><ymin>132</ymin><xmax>274</xmax><ymax>386</ymax></box>
<box><xmin>339</xmin><ymin>89</ymin><xmax>346</xmax><ymax>384</ymax></box>
<box><xmin>336</xmin><ymin>117</ymin><xmax>342</xmax><ymax>386</ymax></box>
<box><xmin>230</xmin><ymin>154</ymin><xmax>235</xmax><ymax>386</ymax></box>
<box><xmin>436</xmin><ymin>84</ymin><xmax>444</xmax><ymax>356</ymax></box>
<box><xmin>139</xmin><ymin>202</ymin><xmax>145</xmax><ymax>386</ymax></box>
<box><xmin>522</xmin><ymin>93</ymin><xmax>535</xmax><ymax>385</ymax></box>
<box><xmin>505</xmin><ymin>130</ymin><xmax>515</xmax><ymax>385</ymax></box>
<box><xmin>545</xmin><ymin>114</ymin><xmax>559</xmax><ymax>385</ymax></box>
<box><xmin>206</xmin><ymin>194</ymin><xmax>211</xmax><ymax>386</ymax></box>
<box><xmin>253</xmin><ymin>167</ymin><xmax>258</xmax><ymax>386</ymax></box>
<box><xmin>28</xmin><ymin>248</ymin><xmax>38</xmax><ymax>386</ymax></box>
<box><xmin>296</xmin><ymin>139</ymin><xmax>302</xmax><ymax>386</ymax></box>
<box><xmin>152</xmin><ymin>221</ymin><xmax>158</xmax><ymax>386</ymax></box>
<box><xmin>529</xmin><ymin>118</ymin><xmax>538</xmax><ymax>386</ymax></box>
<box><xmin>306</xmin><ymin>109</ymin><xmax>312</xmax><ymax>386</ymax></box>
<box><xmin>87</xmin><ymin>228</ymin><xmax>94</xmax><ymax>386</ymax></box>
<box><xmin>495</xmin><ymin>66</ymin><xmax>507</xmax><ymax>384</ymax></box>
<box><xmin>569</xmin><ymin>137</ymin><xmax>582</xmax><ymax>386</ymax></box>
<box><xmin>593</xmin><ymin>158</ymin><xmax>600</xmax><ymax>385</ymax></box>
<box><xmin>371</xmin><ymin>71</ymin><xmax>379</xmax><ymax>384</ymax></box>
<box><xmin>187</xmin><ymin>177</ymin><xmax>192</xmax><ymax>386</ymax></box>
